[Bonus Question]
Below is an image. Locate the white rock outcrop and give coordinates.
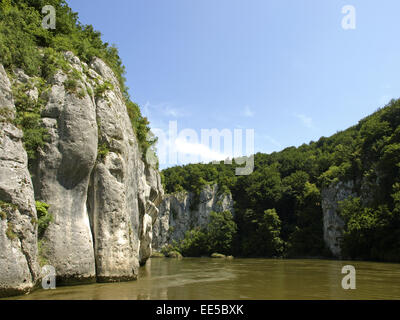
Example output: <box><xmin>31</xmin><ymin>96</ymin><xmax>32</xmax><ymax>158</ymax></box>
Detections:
<box><xmin>153</xmin><ymin>184</ymin><xmax>234</xmax><ymax>250</ymax></box>
<box><xmin>321</xmin><ymin>181</ymin><xmax>355</xmax><ymax>257</ymax></box>
<box><xmin>0</xmin><ymin>65</ymin><xmax>40</xmax><ymax>297</ymax></box>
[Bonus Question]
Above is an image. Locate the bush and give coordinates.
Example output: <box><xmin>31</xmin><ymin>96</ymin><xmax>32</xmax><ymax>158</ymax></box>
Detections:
<box><xmin>126</xmin><ymin>100</ymin><xmax>156</xmax><ymax>161</ymax></box>
<box><xmin>175</xmin><ymin>229</ymin><xmax>208</xmax><ymax>257</ymax></box>
<box><xmin>174</xmin><ymin>210</ymin><xmax>237</xmax><ymax>257</ymax></box>
<box><xmin>94</xmin><ymin>81</ymin><xmax>114</xmax><ymax>98</ymax></box>
<box><xmin>35</xmin><ymin>201</ymin><xmax>52</xmax><ymax>238</ymax></box>
<box><xmin>12</xmin><ymin>81</ymin><xmax>50</xmax><ymax>165</ymax></box>
<box><xmin>64</xmin><ymin>78</ymin><xmax>78</xmax><ymax>93</ymax></box>
<box><xmin>97</xmin><ymin>143</ymin><xmax>110</xmax><ymax>161</ymax></box>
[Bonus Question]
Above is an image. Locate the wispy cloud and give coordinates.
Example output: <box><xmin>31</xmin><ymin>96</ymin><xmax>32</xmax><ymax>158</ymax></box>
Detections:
<box><xmin>294</xmin><ymin>113</ymin><xmax>314</xmax><ymax>129</ymax></box>
<box><xmin>243</xmin><ymin>105</ymin><xmax>255</xmax><ymax>117</ymax></box>
<box><xmin>143</xmin><ymin>101</ymin><xmax>188</xmax><ymax>119</ymax></box>
<box><xmin>164</xmin><ymin>105</ymin><xmax>185</xmax><ymax>118</ymax></box>
<box><xmin>264</xmin><ymin>135</ymin><xmax>282</xmax><ymax>148</ymax></box>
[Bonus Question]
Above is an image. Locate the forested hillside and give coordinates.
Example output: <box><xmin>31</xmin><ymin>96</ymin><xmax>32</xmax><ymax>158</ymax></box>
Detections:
<box><xmin>162</xmin><ymin>100</ymin><xmax>400</xmax><ymax>261</ymax></box>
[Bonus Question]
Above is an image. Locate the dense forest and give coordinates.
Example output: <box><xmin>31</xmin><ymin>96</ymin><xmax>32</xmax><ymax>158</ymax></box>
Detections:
<box><xmin>162</xmin><ymin>101</ymin><xmax>400</xmax><ymax>262</ymax></box>
<box><xmin>0</xmin><ymin>0</ymin><xmax>155</xmax><ymax>163</ymax></box>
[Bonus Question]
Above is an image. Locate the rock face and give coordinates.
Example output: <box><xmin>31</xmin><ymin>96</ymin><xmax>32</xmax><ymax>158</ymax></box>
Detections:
<box><xmin>152</xmin><ymin>184</ymin><xmax>234</xmax><ymax>250</ymax></box>
<box><xmin>321</xmin><ymin>181</ymin><xmax>356</xmax><ymax>258</ymax></box>
<box><xmin>0</xmin><ymin>52</ymin><xmax>164</xmax><ymax>296</ymax></box>
<box><xmin>86</xmin><ymin>57</ymin><xmax>164</xmax><ymax>280</ymax></box>
<box><xmin>33</xmin><ymin>56</ymin><xmax>98</xmax><ymax>284</ymax></box>
<box><xmin>137</xmin><ymin>165</ymin><xmax>164</xmax><ymax>265</ymax></box>
<box><xmin>0</xmin><ymin>65</ymin><xmax>40</xmax><ymax>297</ymax></box>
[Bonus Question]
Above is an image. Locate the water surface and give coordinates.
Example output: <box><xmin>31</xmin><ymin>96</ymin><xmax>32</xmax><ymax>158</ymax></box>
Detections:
<box><xmin>12</xmin><ymin>258</ymin><xmax>400</xmax><ymax>300</ymax></box>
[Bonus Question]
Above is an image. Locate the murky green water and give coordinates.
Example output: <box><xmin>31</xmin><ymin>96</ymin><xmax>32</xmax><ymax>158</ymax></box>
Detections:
<box><xmin>10</xmin><ymin>258</ymin><xmax>400</xmax><ymax>300</ymax></box>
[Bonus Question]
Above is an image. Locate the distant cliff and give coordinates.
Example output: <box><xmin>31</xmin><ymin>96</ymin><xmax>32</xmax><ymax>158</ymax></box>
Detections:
<box><xmin>153</xmin><ymin>184</ymin><xmax>234</xmax><ymax>250</ymax></box>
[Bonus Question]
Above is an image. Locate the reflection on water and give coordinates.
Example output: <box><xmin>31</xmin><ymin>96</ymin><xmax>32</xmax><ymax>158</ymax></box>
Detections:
<box><xmin>9</xmin><ymin>258</ymin><xmax>400</xmax><ymax>300</ymax></box>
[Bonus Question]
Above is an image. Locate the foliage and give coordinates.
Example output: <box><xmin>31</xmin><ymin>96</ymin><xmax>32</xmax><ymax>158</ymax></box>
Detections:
<box><xmin>6</xmin><ymin>222</ymin><xmax>17</xmax><ymax>240</ymax></box>
<box><xmin>38</xmin><ymin>239</ymin><xmax>49</xmax><ymax>267</ymax></box>
<box><xmin>287</xmin><ymin>182</ymin><xmax>326</xmax><ymax>257</ymax></box>
<box><xmin>174</xmin><ymin>210</ymin><xmax>237</xmax><ymax>257</ymax></box>
<box><xmin>126</xmin><ymin>100</ymin><xmax>156</xmax><ymax>162</ymax></box>
<box><xmin>206</xmin><ymin>211</ymin><xmax>237</xmax><ymax>255</ymax></box>
<box><xmin>97</xmin><ymin>143</ymin><xmax>110</xmax><ymax>161</ymax></box>
<box><xmin>0</xmin><ymin>200</ymin><xmax>17</xmax><ymax>220</ymax></box>
<box><xmin>12</xmin><ymin>80</ymin><xmax>50</xmax><ymax>165</ymax></box>
<box><xmin>175</xmin><ymin>228</ymin><xmax>208</xmax><ymax>257</ymax></box>
<box><xmin>35</xmin><ymin>201</ymin><xmax>52</xmax><ymax>238</ymax></box>
<box><xmin>94</xmin><ymin>81</ymin><xmax>113</xmax><ymax>98</ymax></box>
<box><xmin>63</xmin><ymin>78</ymin><xmax>78</xmax><ymax>93</ymax></box>
<box><xmin>239</xmin><ymin>209</ymin><xmax>284</xmax><ymax>257</ymax></box>
<box><xmin>339</xmin><ymin>196</ymin><xmax>400</xmax><ymax>261</ymax></box>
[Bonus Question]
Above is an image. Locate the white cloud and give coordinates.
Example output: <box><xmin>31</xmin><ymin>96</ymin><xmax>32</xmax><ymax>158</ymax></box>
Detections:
<box><xmin>154</xmin><ymin>134</ymin><xmax>231</xmax><ymax>169</ymax></box>
<box><xmin>243</xmin><ymin>105</ymin><xmax>255</xmax><ymax>117</ymax></box>
<box><xmin>175</xmin><ymin>137</ymin><xmax>229</xmax><ymax>163</ymax></box>
<box><xmin>294</xmin><ymin>113</ymin><xmax>313</xmax><ymax>129</ymax></box>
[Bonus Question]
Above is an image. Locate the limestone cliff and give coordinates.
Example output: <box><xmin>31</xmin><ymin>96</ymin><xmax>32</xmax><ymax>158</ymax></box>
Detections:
<box><xmin>321</xmin><ymin>181</ymin><xmax>355</xmax><ymax>258</ymax></box>
<box><xmin>0</xmin><ymin>65</ymin><xmax>40</xmax><ymax>297</ymax></box>
<box><xmin>320</xmin><ymin>170</ymin><xmax>381</xmax><ymax>258</ymax></box>
<box><xmin>152</xmin><ymin>184</ymin><xmax>234</xmax><ymax>250</ymax></box>
<box><xmin>0</xmin><ymin>52</ymin><xmax>163</xmax><ymax>296</ymax></box>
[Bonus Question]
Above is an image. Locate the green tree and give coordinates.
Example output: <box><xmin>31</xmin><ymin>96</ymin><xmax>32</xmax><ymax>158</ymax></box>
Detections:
<box><xmin>206</xmin><ymin>211</ymin><xmax>237</xmax><ymax>255</ymax></box>
<box><xmin>288</xmin><ymin>182</ymin><xmax>326</xmax><ymax>257</ymax></box>
<box><xmin>241</xmin><ymin>208</ymin><xmax>284</xmax><ymax>257</ymax></box>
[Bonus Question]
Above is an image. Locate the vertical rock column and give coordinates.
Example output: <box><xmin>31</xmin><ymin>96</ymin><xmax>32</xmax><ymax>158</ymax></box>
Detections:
<box><xmin>87</xmin><ymin>58</ymin><xmax>142</xmax><ymax>281</ymax></box>
<box><xmin>33</xmin><ymin>58</ymin><xmax>98</xmax><ymax>284</ymax></box>
<box><xmin>321</xmin><ymin>181</ymin><xmax>356</xmax><ymax>258</ymax></box>
<box><xmin>138</xmin><ymin>165</ymin><xmax>164</xmax><ymax>265</ymax></box>
<box><xmin>0</xmin><ymin>65</ymin><xmax>40</xmax><ymax>297</ymax></box>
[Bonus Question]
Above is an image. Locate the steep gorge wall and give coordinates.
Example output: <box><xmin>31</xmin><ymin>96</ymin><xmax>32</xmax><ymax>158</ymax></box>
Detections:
<box><xmin>321</xmin><ymin>181</ymin><xmax>355</xmax><ymax>258</ymax></box>
<box><xmin>153</xmin><ymin>184</ymin><xmax>234</xmax><ymax>250</ymax></box>
<box><xmin>321</xmin><ymin>177</ymin><xmax>375</xmax><ymax>258</ymax></box>
<box><xmin>0</xmin><ymin>65</ymin><xmax>40</xmax><ymax>297</ymax></box>
<box><xmin>0</xmin><ymin>52</ymin><xmax>163</xmax><ymax>296</ymax></box>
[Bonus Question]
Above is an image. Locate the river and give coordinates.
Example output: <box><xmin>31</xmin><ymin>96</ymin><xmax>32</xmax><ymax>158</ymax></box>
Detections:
<box><xmin>10</xmin><ymin>258</ymin><xmax>400</xmax><ymax>300</ymax></box>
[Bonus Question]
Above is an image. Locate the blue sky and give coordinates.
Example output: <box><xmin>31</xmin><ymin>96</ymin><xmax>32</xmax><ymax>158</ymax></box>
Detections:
<box><xmin>68</xmin><ymin>0</ymin><xmax>400</xmax><ymax>169</ymax></box>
